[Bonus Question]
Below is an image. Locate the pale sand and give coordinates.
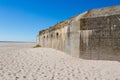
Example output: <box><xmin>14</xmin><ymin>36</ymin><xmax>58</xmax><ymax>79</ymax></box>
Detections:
<box><xmin>0</xmin><ymin>43</ymin><xmax>120</xmax><ymax>80</ymax></box>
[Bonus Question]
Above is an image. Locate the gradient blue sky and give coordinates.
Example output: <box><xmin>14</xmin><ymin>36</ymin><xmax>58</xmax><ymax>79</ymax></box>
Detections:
<box><xmin>0</xmin><ymin>0</ymin><xmax>120</xmax><ymax>42</ymax></box>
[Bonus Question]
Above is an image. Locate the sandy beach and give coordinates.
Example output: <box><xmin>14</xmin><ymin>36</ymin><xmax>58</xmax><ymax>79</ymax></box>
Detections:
<box><xmin>0</xmin><ymin>43</ymin><xmax>120</xmax><ymax>80</ymax></box>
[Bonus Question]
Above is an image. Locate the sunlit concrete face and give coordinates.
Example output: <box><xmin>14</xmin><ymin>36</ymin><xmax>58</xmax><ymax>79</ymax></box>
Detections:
<box><xmin>37</xmin><ymin>5</ymin><xmax>120</xmax><ymax>61</ymax></box>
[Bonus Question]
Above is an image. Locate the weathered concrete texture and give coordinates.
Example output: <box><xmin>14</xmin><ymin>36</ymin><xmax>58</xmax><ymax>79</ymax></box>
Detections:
<box><xmin>37</xmin><ymin>5</ymin><xmax>120</xmax><ymax>61</ymax></box>
<box><xmin>80</xmin><ymin>14</ymin><xmax>120</xmax><ymax>60</ymax></box>
<box><xmin>38</xmin><ymin>21</ymin><xmax>69</xmax><ymax>53</ymax></box>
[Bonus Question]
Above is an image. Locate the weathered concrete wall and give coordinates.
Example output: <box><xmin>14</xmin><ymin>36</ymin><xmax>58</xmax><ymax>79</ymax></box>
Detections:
<box><xmin>38</xmin><ymin>21</ymin><xmax>69</xmax><ymax>53</ymax></box>
<box><xmin>67</xmin><ymin>12</ymin><xmax>87</xmax><ymax>57</ymax></box>
<box><xmin>37</xmin><ymin>5</ymin><xmax>120</xmax><ymax>61</ymax></box>
<box><xmin>80</xmin><ymin>14</ymin><xmax>120</xmax><ymax>60</ymax></box>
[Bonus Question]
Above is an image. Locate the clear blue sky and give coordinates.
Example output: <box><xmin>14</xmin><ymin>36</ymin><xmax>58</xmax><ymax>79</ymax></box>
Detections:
<box><xmin>0</xmin><ymin>0</ymin><xmax>120</xmax><ymax>42</ymax></box>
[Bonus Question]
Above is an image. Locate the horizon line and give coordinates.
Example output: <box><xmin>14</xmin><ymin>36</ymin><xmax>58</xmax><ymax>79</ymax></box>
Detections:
<box><xmin>0</xmin><ymin>41</ymin><xmax>35</xmax><ymax>43</ymax></box>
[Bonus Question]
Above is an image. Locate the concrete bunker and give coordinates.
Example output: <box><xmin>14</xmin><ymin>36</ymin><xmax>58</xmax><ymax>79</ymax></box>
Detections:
<box><xmin>37</xmin><ymin>5</ymin><xmax>120</xmax><ymax>61</ymax></box>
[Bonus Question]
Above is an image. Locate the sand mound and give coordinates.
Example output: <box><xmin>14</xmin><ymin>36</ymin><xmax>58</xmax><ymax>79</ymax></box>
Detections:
<box><xmin>0</xmin><ymin>43</ymin><xmax>120</xmax><ymax>80</ymax></box>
